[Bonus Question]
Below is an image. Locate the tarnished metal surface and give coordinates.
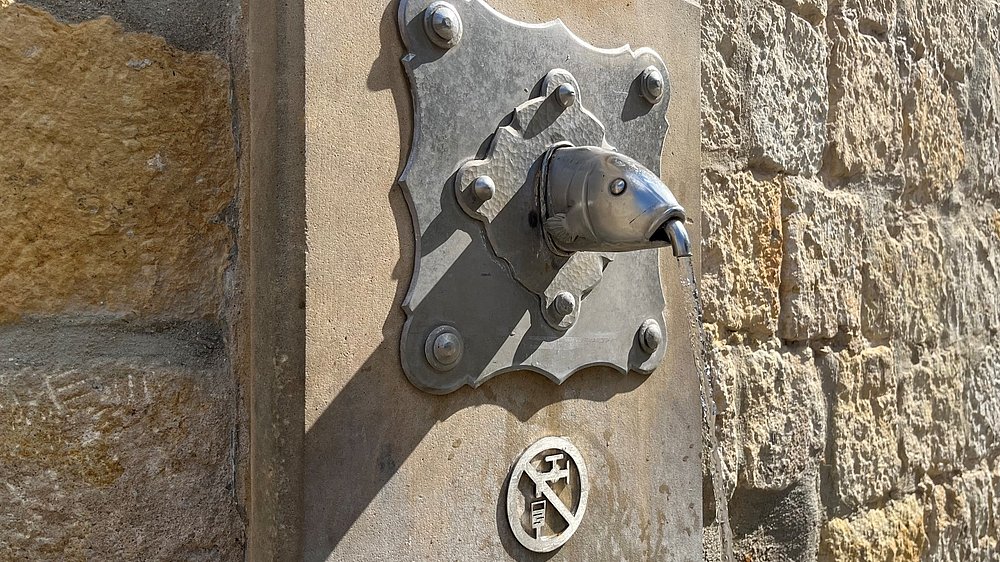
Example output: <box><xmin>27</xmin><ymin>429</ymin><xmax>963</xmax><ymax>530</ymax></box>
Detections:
<box><xmin>398</xmin><ymin>0</ymin><xmax>675</xmax><ymax>393</ymax></box>
<box><xmin>506</xmin><ymin>436</ymin><xmax>589</xmax><ymax>553</ymax></box>
<box><xmin>543</xmin><ymin>145</ymin><xmax>687</xmax><ymax>253</ymax></box>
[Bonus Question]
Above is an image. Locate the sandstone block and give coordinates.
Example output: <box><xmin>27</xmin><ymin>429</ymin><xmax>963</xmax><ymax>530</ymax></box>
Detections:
<box><xmin>829</xmin><ymin>0</ymin><xmax>896</xmax><ymax>35</ymax></box>
<box><xmin>820</xmin><ymin>346</ymin><xmax>901</xmax><ymax>511</ymax></box>
<box><xmin>778</xmin><ymin>177</ymin><xmax>864</xmax><ymax>341</ymax></box>
<box><xmin>900</xmin><ymin>347</ymin><xmax>967</xmax><ymax>475</ymax></box>
<box><xmin>858</xmin><ymin>192</ymin><xmax>903</xmax><ymax>343</ymax></box>
<box><xmin>0</xmin><ymin>5</ymin><xmax>235</xmax><ymax>323</ymax></box>
<box><xmin>701</xmin><ymin>171</ymin><xmax>783</xmax><ymax>337</ymax></box>
<box><xmin>819</xmin><ymin>496</ymin><xmax>926</xmax><ymax>562</ymax></box>
<box><xmin>0</xmin><ymin>322</ymin><xmax>242</xmax><ymax>560</ymax></box>
<box><xmin>942</xmin><ymin>213</ymin><xmax>1000</xmax><ymax>340</ymax></box>
<box><xmin>826</xmin><ymin>13</ymin><xmax>903</xmax><ymax>179</ymax></box>
<box><xmin>893</xmin><ymin>211</ymin><xmax>948</xmax><ymax>345</ymax></box>
<box><xmin>964</xmin><ymin>347</ymin><xmax>1000</xmax><ymax>463</ymax></box>
<box><xmin>898</xmin><ymin>0</ymin><xmax>976</xmax><ymax>82</ymax></box>
<box><xmin>746</xmin><ymin>2</ymin><xmax>828</xmax><ymax>175</ymax></box>
<box><xmin>774</xmin><ymin>0</ymin><xmax>826</xmax><ymax>25</ymax></box>
<box><xmin>729</xmin><ymin>472</ymin><xmax>822</xmax><ymax>562</ymax></box>
<box><xmin>901</xmin><ymin>59</ymin><xmax>966</xmax><ymax>205</ymax></box>
<box><xmin>715</xmin><ymin>343</ymin><xmax>825</xmax><ymax>491</ymax></box>
<box><xmin>962</xmin><ymin>45</ymin><xmax>1000</xmax><ymax>205</ymax></box>
<box><xmin>922</xmin><ymin>467</ymin><xmax>998</xmax><ymax>562</ymax></box>
<box><xmin>701</xmin><ymin>0</ymin><xmax>748</xmax><ymax>159</ymax></box>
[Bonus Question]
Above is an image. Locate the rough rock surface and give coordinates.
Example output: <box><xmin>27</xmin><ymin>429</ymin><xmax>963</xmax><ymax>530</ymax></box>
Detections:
<box><xmin>0</xmin><ymin>5</ymin><xmax>242</xmax><ymax>560</ymax></box>
<box><xmin>820</xmin><ymin>346</ymin><xmax>900</xmax><ymax>513</ymax></box>
<box><xmin>701</xmin><ymin>170</ymin><xmax>783</xmax><ymax>337</ymax></box>
<box><xmin>702</xmin><ymin>0</ymin><xmax>1000</xmax><ymax>560</ymax></box>
<box><xmin>0</xmin><ymin>322</ymin><xmax>243</xmax><ymax>560</ymax></box>
<box><xmin>0</xmin><ymin>4</ymin><xmax>235</xmax><ymax>323</ymax></box>
<box><xmin>819</xmin><ymin>496</ymin><xmax>927</xmax><ymax>562</ymax></box>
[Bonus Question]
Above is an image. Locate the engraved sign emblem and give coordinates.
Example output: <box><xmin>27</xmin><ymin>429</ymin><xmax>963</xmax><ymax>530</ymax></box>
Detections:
<box><xmin>506</xmin><ymin>437</ymin><xmax>589</xmax><ymax>552</ymax></box>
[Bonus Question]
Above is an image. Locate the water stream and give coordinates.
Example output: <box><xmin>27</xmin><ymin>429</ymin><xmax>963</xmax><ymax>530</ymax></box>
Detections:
<box><xmin>677</xmin><ymin>256</ymin><xmax>735</xmax><ymax>562</ymax></box>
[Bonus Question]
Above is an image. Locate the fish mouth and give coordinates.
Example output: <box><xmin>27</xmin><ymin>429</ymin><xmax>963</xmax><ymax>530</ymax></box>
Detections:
<box><xmin>645</xmin><ymin>207</ymin><xmax>685</xmax><ymax>242</ymax></box>
<box><xmin>647</xmin><ymin>209</ymin><xmax>692</xmax><ymax>258</ymax></box>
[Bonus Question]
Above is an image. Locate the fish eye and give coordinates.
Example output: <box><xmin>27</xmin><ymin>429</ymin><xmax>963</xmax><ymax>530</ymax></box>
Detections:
<box><xmin>609</xmin><ymin>178</ymin><xmax>627</xmax><ymax>196</ymax></box>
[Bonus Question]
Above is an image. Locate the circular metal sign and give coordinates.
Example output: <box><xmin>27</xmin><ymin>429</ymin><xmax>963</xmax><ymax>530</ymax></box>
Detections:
<box><xmin>506</xmin><ymin>436</ymin><xmax>589</xmax><ymax>552</ymax></box>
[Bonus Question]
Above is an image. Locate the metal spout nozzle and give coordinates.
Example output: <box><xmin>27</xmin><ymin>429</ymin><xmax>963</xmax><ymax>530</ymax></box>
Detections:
<box><xmin>660</xmin><ymin>218</ymin><xmax>691</xmax><ymax>258</ymax></box>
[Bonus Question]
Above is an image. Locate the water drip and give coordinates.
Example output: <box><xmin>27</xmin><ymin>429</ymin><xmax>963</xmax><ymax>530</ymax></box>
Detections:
<box><xmin>677</xmin><ymin>256</ymin><xmax>734</xmax><ymax>562</ymax></box>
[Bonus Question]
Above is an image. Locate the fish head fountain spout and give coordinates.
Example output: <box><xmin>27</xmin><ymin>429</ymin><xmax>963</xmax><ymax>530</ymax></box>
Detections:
<box><xmin>543</xmin><ymin>145</ymin><xmax>692</xmax><ymax>257</ymax></box>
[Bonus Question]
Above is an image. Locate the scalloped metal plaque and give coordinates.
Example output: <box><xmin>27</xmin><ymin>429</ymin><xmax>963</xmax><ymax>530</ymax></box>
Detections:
<box><xmin>398</xmin><ymin>0</ymin><xmax>673</xmax><ymax>393</ymax></box>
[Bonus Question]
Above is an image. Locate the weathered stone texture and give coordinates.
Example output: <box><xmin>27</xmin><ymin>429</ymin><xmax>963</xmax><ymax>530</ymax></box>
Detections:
<box><xmin>0</xmin><ymin>5</ymin><xmax>242</xmax><ymax>560</ymax></box>
<box><xmin>898</xmin><ymin>0</ymin><xmax>976</xmax><ymax>82</ymax></box>
<box><xmin>702</xmin><ymin>0</ymin><xmax>1000</xmax><ymax>560</ymax></box>
<box><xmin>714</xmin><ymin>343</ymin><xmax>825</xmax><ymax>492</ymax></box>
<box><xmin>0</xmin><ymin>5</ymin><xmax>235</xmax><ymax>323</ymax></box>
<box><xmin>922</xmin><ymin>466</ymin><xmax>999</xmax><ymax>562</ymax></box>
<box><xmin>942</xmin><ymin>214</ymin><xmax>1000</xmax><ymax>340</ymax></box>
<box><xmin>701</xmin><ymin>171</ymin><xmax>783</xmax><ymax>337</ymax></box>
<box><xmin>820</xmin><ymin>346</ymin><xmax>900</xmax><ymax>512</ymax></box>
<box><xmin>964</xmin><ymin>347</ymin><xmax>999</xmax><ymax>463</ymax></box>
<box><xmin>826</xmin><ymin>13</ymin><xmax>903</xmax><ymax>179</ymax></box>
<box><xmin>729</xmin><ymin>473</ymin><xmax>823</xmax><ymax>562</ymax></box>
<box><xmin>900</xmin><ymin>59</ymin><xmax>966</xmax><ymax>206</ymax></box>
<box><xmin>894</xmin><ymin>212</ymin><xmax>948</xmax><ymax>346</ymax></box>
<box><xmin>701</xmin><ymin>0</ymin><xmax>747</xmax><ymax>160</ymax></box>
<box><xmin>963</xmin><ymin>44</ymin><xmax>1000</xmax><ymax>205</ymax></box>
<box><xmin>819</xmin><ymin>496</ymin><xmax>927</xmax><ymax>562</ymax></box>
<box><xmin>778</xmin><ymin>178</ymin><xmax>863</xmax><ymax>342</ymax></box>
<box><xmin>857</xmin><ymin>193</ymin><xmax>903</xmax><ymax>343</ymax></box>
<box><xmin>900</xmin><ymin>347</ymin><xmax>968</xmax><ymax>476</ymax></box>
<box><xmin>0</xmin><ymin>322</ymin><xmax>243</xmax><ymax>560</ymax></box>
<box><xmin>829</xmin><ymin>0</ymin><xmax>896</xmax><ymax>35</ymax></box>
<box><xmin>746</xmin><ymin>2</ymin><xmax>828</xmax><ymax>175</ymax></box>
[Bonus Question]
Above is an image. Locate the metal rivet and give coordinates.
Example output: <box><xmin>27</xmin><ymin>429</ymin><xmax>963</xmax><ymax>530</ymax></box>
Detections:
<box><xmin>640</xmin><ymin>66</ymin><xmax>665</xmax><ymax>104</ymax></box>
<box><xmin>555</xmin><ymin>83</ymin><xmax>577</xmax><ymax>108</ymax></box>
<box><xmin>638</xmin><ymin>319</ymin><xmax>663</xmax><ymax>354</ymax></box>
<box><xmin>425</xmin><ymin>326</ymin><xmax>463</xmax><ymax>371</ymax></box>
<box><xmin>473</xmin><ymin>175</ymin><xmax>496</xmax><ymax>202</ymax></box>
<box><xmin>424</xmin><ymin>2</ymin><xmax>463</xmax><ymax>49</ymax></box>
<box><xmin>553</xmin><ymin>291</ymin><xmax>577</xmax><ymax>317</ymax></box>
<box><xmin>609</xmin><ymin>178</ymin><xmax>627</xmax><ymax>195</ymax></box>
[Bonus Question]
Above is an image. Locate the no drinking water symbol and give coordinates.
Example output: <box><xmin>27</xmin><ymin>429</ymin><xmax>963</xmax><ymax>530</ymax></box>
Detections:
<box><xmin>505</xmin><ymin>436</ymin><xmax>590</xmax><ymax>553</ymax></box>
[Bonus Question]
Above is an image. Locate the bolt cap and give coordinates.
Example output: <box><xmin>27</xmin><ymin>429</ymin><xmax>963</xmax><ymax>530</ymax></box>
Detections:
<box><xmin>555</xmin><ymin>83</ymin><xmax>577</xmax><ymax>108</ymax></box>
<box><xmin>638</xmin><ymin>319</ymin><xmax>663</xmax><ymax>354</ymax></box>
<box><xmin>424</xmin><ymin>326</ymin><xmax>463</xmax><ymax>371</ymax></box>
<box><xmin>640</xmin><ymin>66</ymin><xmax>666</xmax><ymax>104</ymax></box>
<box><xmin>473</xmin><ymin>175</ymin><xmax>496</xmax><ymax>202</ymax></box>
<box><xmin>424</xmin><ymin>2</ymin><xmax>463</xmax><ymax>48</ymax></box>
<box><xmin>553</xmin><ymin>292</ymin><xmax>577</xmax><ymax>317</ymax></box>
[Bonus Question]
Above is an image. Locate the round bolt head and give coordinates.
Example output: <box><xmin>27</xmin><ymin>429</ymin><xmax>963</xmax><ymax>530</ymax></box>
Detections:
<box><xmin>424</xmin><ymin>326</ymin><xmax>463</xmax><ymax>371</ymax></box>
<box><xmin>555</xmin><ymin>83</ymin><xmax>577</xmax><ymax>108</ymax></box>
<box><xmin>609</xmin><ymin>178</ymin><xmax>627</xmax><ymax>195</ymax></box>
<box><xmin>639</xmin><ymin>319</ymin><xmax>663</xmax><ymax>354</ymax></box>
<box><xmin>553</xmin><ymin>291</ymin><xmax>577</xmax><ymax>317</ymax></box>
<box><xmin>640</xmin><ymin>66</ymin><xmax>666</xmax><ymax>104</ymax></box>
<box><xmin>424</xmin><ymin>2</ymin><xmax>463</xmax><ymax>48</ymax></box>
<box><xmin>433</xmin><ymin>333</ymin><xmax>461</xmax><ymax>364</ymax></box>
<box><xmin>472</xmin><ymin>175</ymin><xmax>496</xmax><ymax>202</ymax></box>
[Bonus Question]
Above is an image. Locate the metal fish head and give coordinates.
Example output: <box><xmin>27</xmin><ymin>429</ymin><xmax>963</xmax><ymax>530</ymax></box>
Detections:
<box><xmin>543</xmin><ymin>146</ymin><xmax>689</xmax><ymax>255</ymax></box>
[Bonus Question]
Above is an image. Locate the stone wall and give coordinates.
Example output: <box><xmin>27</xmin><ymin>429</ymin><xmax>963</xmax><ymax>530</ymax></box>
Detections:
<box><xmin>0</xmin><ymin>5</ymin><xmax>245</xmax><ymax>559</ymax></box>
<box><xmin>702</xmin><ymin>0</ymin><xmax>1000</xmax><ymax>560</ymax></box>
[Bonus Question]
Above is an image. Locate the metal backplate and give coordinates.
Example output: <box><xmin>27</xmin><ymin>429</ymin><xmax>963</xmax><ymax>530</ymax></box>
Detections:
<box><xmin>398</xmin><ymin>0</ymin><xmax>671</xmax><ymax>393</ymax></box>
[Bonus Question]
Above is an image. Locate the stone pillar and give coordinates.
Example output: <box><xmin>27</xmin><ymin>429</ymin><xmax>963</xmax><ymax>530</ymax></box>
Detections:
<box><xmin>301</xmin><ymin>1</ymin><xmax>702</xmax><ymax>559</ymax></box>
